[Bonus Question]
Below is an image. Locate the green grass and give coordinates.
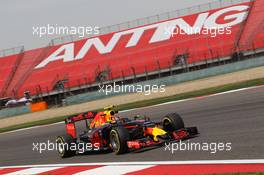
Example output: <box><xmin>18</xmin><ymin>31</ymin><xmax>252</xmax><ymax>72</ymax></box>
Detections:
<box><xmin>0</xmin><ymin>78</ymin><xmax>263</xmax><ymax>133</ymax></box>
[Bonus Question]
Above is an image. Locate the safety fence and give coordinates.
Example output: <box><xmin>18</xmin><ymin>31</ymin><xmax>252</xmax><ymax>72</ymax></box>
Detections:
<box><xmin>50</xmin><ymin>0</ymin><xmax>251</xmax><ymax>46</ymax></box>
<box><xmin>0</xmin><ymin>46</ymin><xmax>24</xmax><ymax>58</ymax></box>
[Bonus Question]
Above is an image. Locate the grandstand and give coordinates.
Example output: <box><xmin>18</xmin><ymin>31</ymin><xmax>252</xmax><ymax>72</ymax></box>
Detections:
<box><xmin>0</xmin><ymin>0</ymin><xmax>263</xmax><ymax>107</ymax></box>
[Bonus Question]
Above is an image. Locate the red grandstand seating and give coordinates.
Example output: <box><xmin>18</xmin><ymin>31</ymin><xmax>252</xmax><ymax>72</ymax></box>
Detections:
<box><xmin>4</xmin><ymin>48</ymin><xmax>44</xmax><ymax>97</ymax></box>
<box><xmin>0</xmin><ymin>1</ymin><xmax>263</xmax><ymax>98</ymax></box>
<box><xmin>238</xmin><ymin>0</ymin><xmax>264</xmax><ymax>51</ymax></box>
<box><xmin>0</xmin><ymin>54</ymin><xmax>22</xmax><ymax>96</ymax></box>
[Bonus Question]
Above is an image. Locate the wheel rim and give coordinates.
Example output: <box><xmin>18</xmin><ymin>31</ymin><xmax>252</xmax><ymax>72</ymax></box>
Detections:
<box><xmin>163</xmin><ymin>118</ymin><xmax>174</xmax><ymax>131</ymax></box>
<box><xmin>110</xmin><ymin>132</ymin><xmax>119</xmax><ymax>151</ymax></box>
<box><xmin>56</xmin><ymin>138</ymin><xmax>65</xmax><ymax>154</ymax></box>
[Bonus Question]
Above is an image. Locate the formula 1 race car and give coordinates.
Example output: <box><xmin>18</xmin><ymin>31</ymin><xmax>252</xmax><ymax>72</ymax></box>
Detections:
<box><xmin>56</xmin><ymin>106</ymin><xmax>198</xmax><ymax>158</ymax></box>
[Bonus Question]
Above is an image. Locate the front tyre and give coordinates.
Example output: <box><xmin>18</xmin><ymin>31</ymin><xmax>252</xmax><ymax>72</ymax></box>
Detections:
<box><xmin>56</xmin><ymin>134</ymin><xmax>76</xmax><ymax>158</ymax></box>
<box><xmin>162</xmin><ymin>113</ymin><xmax>185</xmax><ymax>132</ymax></box>
<box><xmin>110</xmin><ymin>127</ymin><xmax>129</xmax><ymax>154</ymax></box>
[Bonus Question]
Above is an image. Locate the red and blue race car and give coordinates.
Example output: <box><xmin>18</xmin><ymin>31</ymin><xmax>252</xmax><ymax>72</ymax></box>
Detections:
<box><xmin>56</xmin><ymin>106</ymin><xmax>198</xmax><ymax>157</ymax></box>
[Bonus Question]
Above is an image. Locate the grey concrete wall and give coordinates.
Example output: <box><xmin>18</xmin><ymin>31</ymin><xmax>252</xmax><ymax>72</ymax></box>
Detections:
<box><xmin>0</xmin><ymin>106</ymin><xmax>30</xmax><ymax>118</ymax></box>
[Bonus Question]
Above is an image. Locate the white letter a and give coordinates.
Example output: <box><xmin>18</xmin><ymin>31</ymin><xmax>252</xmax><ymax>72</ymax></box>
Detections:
<box><xmin>35</xmin><ymin>43</ymin><xmax>74</xmax><ymax>69</ymax></box>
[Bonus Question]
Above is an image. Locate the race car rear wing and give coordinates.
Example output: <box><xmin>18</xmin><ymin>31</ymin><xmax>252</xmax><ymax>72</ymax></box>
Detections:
<box><xmin>64</xmin><ymin>111</ymin><xmax>97</xmax><ymax>139</ymax></box>
<box><xmin>65</xmin><ymin>111</ymin><xmax>97</xmax><ymax>124</ymax></box>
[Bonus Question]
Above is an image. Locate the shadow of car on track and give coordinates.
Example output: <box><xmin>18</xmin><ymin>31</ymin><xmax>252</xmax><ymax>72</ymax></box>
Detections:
<box><xmin>73</xmin><ymin>135</ymin><xmax>199</xmax><ymax>157</ymax></box>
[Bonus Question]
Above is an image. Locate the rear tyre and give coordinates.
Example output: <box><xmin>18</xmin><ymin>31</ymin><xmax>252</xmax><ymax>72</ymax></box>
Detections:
<box><xmin>162</xmin><ymin>113</ymin><xmax>185</xmax><ymax>132</ymax></box>
<box><xmin>110</xmin><ymin>127</ymin><xmax>129</xmax><ymax>154</ymax></box>
<box><xmin>56</xmin><ymin>134</ymin><xmax>76</xmax><ymax>158</ymax></box>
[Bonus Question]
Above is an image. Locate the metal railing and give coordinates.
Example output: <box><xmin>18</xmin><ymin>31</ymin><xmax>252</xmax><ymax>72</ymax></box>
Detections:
<box><xmin>0</xmin><ymin>0</ymin><xmax>251</xmax><ymax>56</ymax></box>
<box><xmin>50</xmin><ymin>0</ymin><xmax>251</xmax><ymax>46</ymax></box>
<box><xmin>0</xmin><ymin>46</ymin><xmax>24</xmax><ymax>58</ymax></box>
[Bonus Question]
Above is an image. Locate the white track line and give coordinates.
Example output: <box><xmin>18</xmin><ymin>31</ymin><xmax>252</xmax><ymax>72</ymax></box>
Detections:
<box><xmin>1</xmin><ymin>85</ymin><xmax>263</xmax><ymax>135</ymax></box>
<box><xmin>1</xmin><ymin>159</ymin><xmax>264</xmax><ymax>169</ymax></box>
<box><xmin>0</xmin><ymin>121</ymin><xmax>64</xmax><ymax>134</ymax></box>
<box><xmin>73</xmin><ymin>165</ymin><xmax>154</xmax><ymax>175</ymax></box>
<box><xmin>3</xmin><ymin>167</ymin><xmax>63</xmax><ymax>175</ymax></box>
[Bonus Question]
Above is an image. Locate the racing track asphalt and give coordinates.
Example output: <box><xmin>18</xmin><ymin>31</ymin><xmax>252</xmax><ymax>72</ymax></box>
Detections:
<box><xmin>0</xmin><ymin>86</ymin><xmax>264</xmax><ymax>166</ymax></box>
